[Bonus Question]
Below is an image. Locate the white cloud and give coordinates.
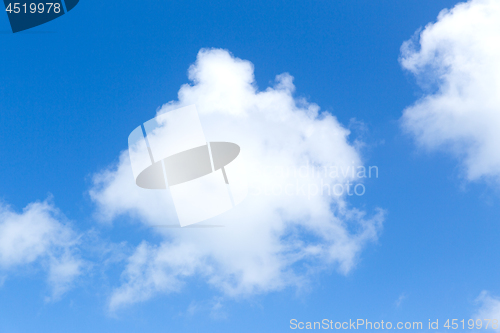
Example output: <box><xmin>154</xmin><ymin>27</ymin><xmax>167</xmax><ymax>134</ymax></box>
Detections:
<box><xmin>400</xmin><ymin>0</ymin><xmax>500</xmax><ymax>183</ymax></box>
<box><xmin>473</xmin><ymin>291</ymin><xmax>500</xmax><ymax>331</ymax></box>
<box><xmin>90</xmin><ymin>48</ymin><xmax>385</xmax><ymax>311</ymax></box>
<box><xmin>0</xmin><ymin>199</ymin><xmax>84</xmax><ymax>299</ymax></box>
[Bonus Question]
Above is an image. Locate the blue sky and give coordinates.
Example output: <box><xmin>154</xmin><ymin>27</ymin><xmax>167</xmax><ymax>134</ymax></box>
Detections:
<box><xmin>1</xmin><ymin>0</ymin><xmax>500</xmax><ymax>332</ymax></box>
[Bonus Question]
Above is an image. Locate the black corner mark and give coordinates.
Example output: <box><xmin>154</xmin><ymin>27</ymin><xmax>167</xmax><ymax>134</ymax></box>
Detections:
<box><xmin>3</xmin><ymin>0</ymin><xmax>79</xmax><ymax>33</ymax></box>
<box><xmin>64</xmin><ymin>0</ymin><xmax>77</xmax><ymax>12</ymax></box>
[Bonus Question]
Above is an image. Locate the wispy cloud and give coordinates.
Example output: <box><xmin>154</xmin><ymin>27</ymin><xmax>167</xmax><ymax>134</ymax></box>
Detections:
<box><xmin>473</xmin><ymin>291</ymin><xmax>500</xmax><ymax>331</ymax></box>
<box><xmin>395</xmin><ymin>292</ymin><xmax>407</xmax><ymax>308</ymax></box>
<box><xmin>0</xmin><ymin>198</ymin><xmax>84</xmax><ymax>299</ymax></box>
<box><xmin>184</xmin><ymin>297</ymin><xmax>227</xmax><ymax>320</ymax></box>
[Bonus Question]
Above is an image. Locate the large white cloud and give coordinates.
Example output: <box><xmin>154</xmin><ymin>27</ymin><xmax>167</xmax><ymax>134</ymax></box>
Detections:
<box><xmin>90</xmin><ymin>49</ymin><xmax>385</xmax><ymax>311</ymax></box>
<box><xmin>0</xmin><ymin>199</ymin><xmax>84</xmax><ymax>299</ymax></box>
<box><xmin>400</xmin><ymin>0</ymin><xmax>500</xmax><ymax>183</ymax></box>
